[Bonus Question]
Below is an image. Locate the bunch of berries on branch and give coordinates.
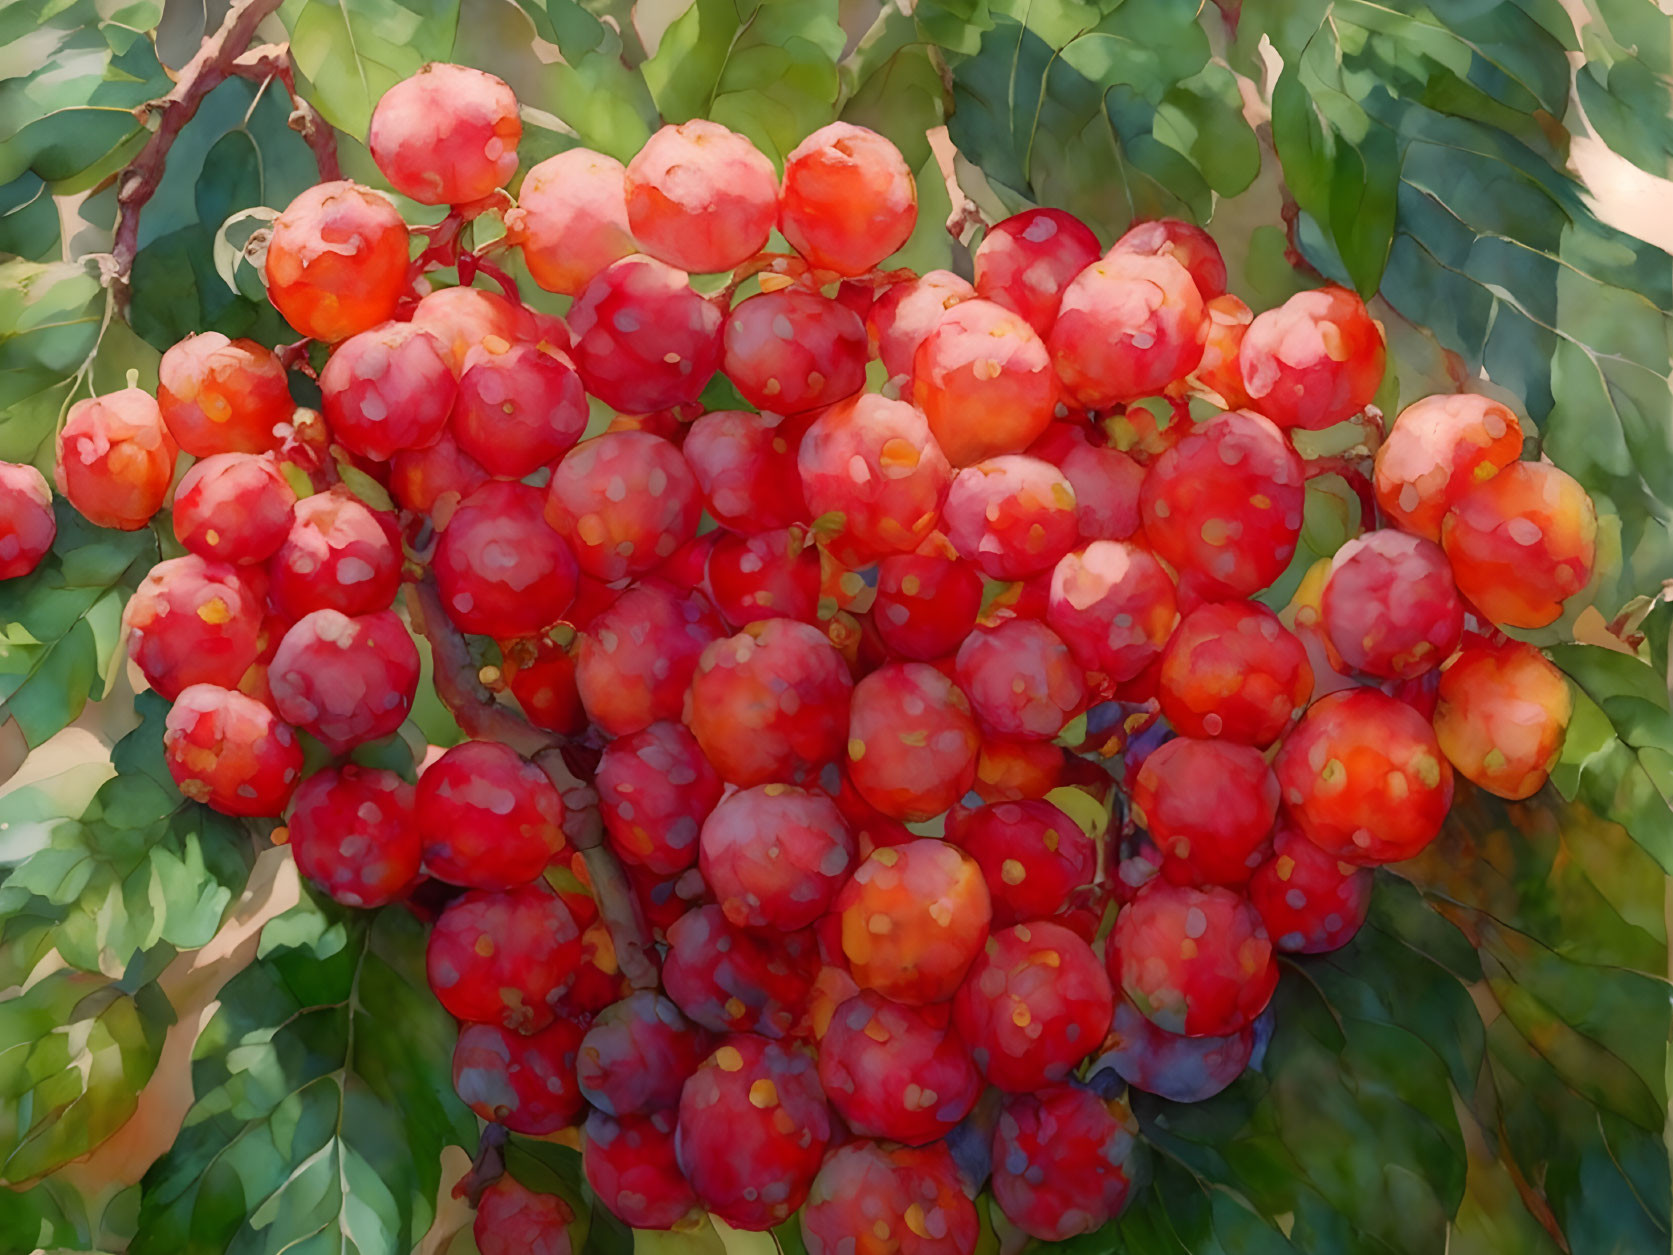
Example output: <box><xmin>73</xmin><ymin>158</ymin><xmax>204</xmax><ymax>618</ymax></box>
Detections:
<box><xmin>2</xmin><ymin>58</ymin><xmax>1598</xmax><ymax>1254</ymax></box>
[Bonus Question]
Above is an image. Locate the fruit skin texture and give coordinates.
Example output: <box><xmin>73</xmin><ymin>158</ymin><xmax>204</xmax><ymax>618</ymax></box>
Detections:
<box><xmin>1048</xmin><ymin>252</ymin><xmax>1207</xmax><ymax>408</ymax></box>
<box><xmin>1139</xmin><ymin>409</ymin><xmax>1306</xmax><ymax>601</ymax></box>
<box><xmin>1110</xmin><ymin>880</ymin><xmax>1278</xmax><ymax>1037</ymax></box>
<box><xmin>507</xmin><ymin>148</ymin><xmax>637</xmax><ymax>296</ymax></box>
<box><xmin>1132</xmin><ymin>737</ymin><xmax>1280</xmax><ymax>887</ymax></box>
<box><xmin>367</xmin><ymin>62</ymin><xmax>519</xmax><ymax>205</ymax></box>
<box><xmin>545</xmin><ymin>432</ymin><xmax>700</xmax><ymax>583</ymax></box>
<box><xmin>123</xmin><ymin>555</ymin><xmax>265</xmax><ymax>700</ymax></box>
<box><xmin>676</xmin><ymin>1034</ymin><xmax>833</xmax><ymax>1230</ymax></box>
<box><xmin>172</xmin><ymin>453</ymin><xmax>295</xmax><ymax>565</ymax></box>
<box><xmin>407</xmin><ymin>284</ymin><xmax>529</xmax><ymax>374</ymax></box>
<box><xmin>0</xmin><ymin>461</ymin><xmax>55</xmax><ymax>579</ymax></box>
<box><xmin>722</xmin><ymin>287</ymin><xmax>867</xmax><ymax>414</ymax></box>
<box><xmin>780</xmin><ymin>122</ymin><xmax>917</xmax><ymax>275</ymax></box>
<box><xmin>596</xmin><ymin>721</ymin><xmax>721</xmax><ymax>875</ymax></box>
<box><xmin>974</xmin><ymin>208</ymin><xmax>1103</xmax><ymax>336</ymax></box>
<box><xmin>267</xmin><ymin>489</ymin><xmax>402</xmax><ymax>621</ymax></box>
<box><xmin>953</xmin><ymin>920</ymin><xmax>1113</xmax><ymax>1092</ymax></box>
<box><xmin>416</xmin><ymin>740</ymin><xmax>565</xmax><ymax>890</ymax></box>
<box><xmin>947</xmin><ymin>799</ymin><xmax>1094</xmax><ymax>927</ymax></box>
<box><xmin>1373</xmin><ymin>392</ymin><xmax>1524</xmax><ymax>540</ymax></box>
<box><xmin>1274</xmin><ymin>687</ymin><xmax>1453</xmax><ymax>865</ymax></box>
<box><xmin>1440</xmin><ymin>461</ymin><xmax>1598</xmax><ymax>629</ymax></box>
<box><xmin>451</xmin><ymin>340</ymin><xmax>588</xmax><ymax>478</ymax></box>
<box><xmin>683</xmin><ymin>409</ymin><xmax>809</xmax><ymax>533</ymax></box>
<box><xmin>1248</xmin><ymin>821</ymin><xmax>1373</xmax><ymax>953</ymax></box>
<box><xmin>872</xmin><ymin>553</ymin><xmax>983</xmax><ymax>661</ymax></box>
<box><xmin>955</xmin><ymin>620</ymin><xmax>1087</xmax><ymax>741</ymax></box>
<box><xmin>426</xmin><ymin>882</ymin><xmax>582</xmax><ymax>1032</ymax></box>
<box><xmin>1433</xmin><ymin>638</ymin><xmax>1573</xmax><ymax>800</ymax></box>
<box><xmin>584</xmin><ymin>1108</ymin><xmax>702</xmax><ymax>1231</ymax></box>
<box><xmin>268</xmin><ymin>609</ymin><xmax>420</xmax><ymax>754</ymax></box>
<box><xmin>817</xmin><ymin>990</ymin><xmax>982</xmax><ymax>1145</ymax></box>
<box><xmin>1028</xmin><ymin>423</ymin><xmax>1145</xmax><ymax>543</ymax></box>
<box><xmin>836</xmin><ymin>839</ymin><xmax>993</xmax><ymax>1005</ymax></box>
<box><xmin>1094</xmin><ymin>996</ymin><xmax>1254</xmax><ymax>1103</ymax></box>
<box><xmin>798</xmin><ymin>395</ymin><xmax>953</xmax><ymax>566</ymax></box>
<box><xmin>577</xmin><ymin>990</ymin><xmax>711</xmax><ymax>1116</ymax></box>
<box><xmin>55</xmin><ymin>389</ymin><xmax>178</xmax><ymax>530</ymax></box>
<box><xmin>943</xmin><ymin>456</ymin><xmax>1079</xmax><ymax>580</ymax></box>
<box><xmin>912</xmin><ymin>300</ymin><xmax>1057</xmax><ymax>467</ymax></box>
<box><xmin>1194</xmin><ymin>293</ymin><xmax>1255</xmax><ymax>409</ymax></box>
<box><xmin>626</xmin><ymin>120</ymin><xmax>778</xmax><ymax>273</ymax></box>
<box><xmin>1321</xmin><ymin>530</ymin><xmax>1463</xmax><ymax>679</ymax></box>
<box><xmin>846</xmin><ymin>662</ymin><xmax>982</xmax><ymax>822</ymax></box>
<box><xmin>700</xmin><ymin>784</ymin><xmax>855</xmax><ymax>932</ymax></box>
<box><xmin>991</xmin><ymin>1085</ymin><xmax>1139</xmax><ymax>1241</ymax></box>
<box><xmin>1109</xmin><ymin>218</ymin><xmax>1229</xmax><ymax>300</ymax></box>
<box><xmin>1239</xmin><ymin>285</ymin><xmax>1385</xmax><ymax>431</ymax></box>
<box><xmin>576</xmin><ymin>580</ymin><xmax>723</xmax><ymax>737</ymax></box>
<box><xmin>285</xmin><ymin>765</ymin><xmax>419</xmax><ymax>908</ymax></box>
<box><xmin>800</xmin><ymin>1140</ymin><xmax>979</xmax><ymax>1255</ymax></box>
<box><xmin>1046</xmin><ymin>541</ymin><xmax>1179</xmax><ymax>682</ymax></box>
<box><xmin>565</xmin><ymin>256</ymin><xmax>723</xmax><ymax>413</ymax></box>
<box><xmin>1157</xmin><ymin>600</ymin><xmax>1312</xmax><ymax>746</ymax></box>
<box><xmin>473</xmin><ymin>1177</ymin><xmax>575</xmax><ymax>1255</ymax></box>
<box><xmin>452</xmin><ymin>1017</ymin><xmax>585</xmax><ymax>1134</ymax></box>
<box><xmin>868</xmin><ymin>270</ymin><xmax>974</xmax><ymax>378</ymax></box>
<box><xmin>164</xmin><ymin>684</ymin><xmax>303</xmax><ymax>817</ymax></box>
<box><xmin>685</xmin><ymin>618</ymin><xmax>854</xmax><ymax>787</ymax></box>
<box><xmin>156</xmin><ymin>334</ymin><xmax>291</xmax><ymax>455</ymax></box>
<box><xmin>319</xmin><ymin>321</ymin><xmax>457</xmax><ymax>461</ymax></box>
<box><xmin>662</xmin><ymin>905</ymin><xmax>817</xmax><ymax>1038</ymax></box>
<box><xmin>264</xmin><ymin>181</ymin><xmax>409</xmax><ymax>343</ymax></box>
<box><xmin>435</xmin><ymin>481</ymin><xmax>578</xmax><ymax>638</ymax></box>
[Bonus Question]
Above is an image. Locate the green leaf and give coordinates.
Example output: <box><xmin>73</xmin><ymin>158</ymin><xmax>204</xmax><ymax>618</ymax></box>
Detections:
<box><xmin>0</xmin><ymin>1179</ymin><xmax>86</xmax><ymax>1252</ymax></box>
<box><xmin>0</xmin><ymin>970</ymin><xmax>168</xmax><ymax>1181</ymax></box>
<box><xmin>837</xmin><ymin>4</ymin><xmax>945</xmax><ymax>172</ymax></box>
<box><xmin>642</xmin><ymin>0</ymin><xmax>846</xmax><ymax>164</ymax></box>
<box><xmin>0</xmin><ymin>258</ymin><xmax>108</xmax><ymax>467</ymax></box>
<box><xmin>0</xmin><ymin>173</ymin><xmax>60</xmax><ymax>262</ymax></box>
<box><xmin>133</xmin><ymin>900</ymin><xmax>478</xmax><ymax>1255</ymax></box>
<box><xmin>0</xmin><ymin>503</ymin><xmax>157</xmax><ymax>747</ymax></box>
<box><xmin>1573</xmin><ymin>0</ymin><xmax>1673</xmax><ymax>178</ymax></box>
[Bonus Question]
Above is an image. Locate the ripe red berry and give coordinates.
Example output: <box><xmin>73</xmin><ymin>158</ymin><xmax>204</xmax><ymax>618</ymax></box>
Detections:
<box><xmin>1028</xmin><ymin>423</ymin><xmax>1145</xmax><ymax>543</ymax></box>
<box><xmin>1433</xmin><ymin>637</ymin><xmax>1572</xmax><ymax>800</ymax></box>
<box><xmin>268</xmin><ymin>609</ymin><xmax>419</xmax><ymax>753</ymax></box>
<box><xmin>286</xmin><ymin>765</ymin><xmax>420</xmax><ymax>908</ymax></box>
<box><xmin>597</xmin><ymin>721</ymin><xmax>721</xmax><ymax>875</ymax></box>
<box><xmin>991</xmin><ymin>1085</ymin><xmax>1139</xmax><ymax>1240</ymax></box>
<box><xmin>1049</xmin><ymin>253</ymin><xmax>1207</xmax><ymax>408</ymax></box>
<box><xmin>1096</xmin><ymin>995</ymin><xmax>1254</xmax><ymax>1102</ymax></box>
<box><xmin>1109</xmin><ymin>879</ymin><xmax>1278</xmax><ymax>1036</ymax></box>
<box><xmin>913</xmin><ymin>300</ymin><xmax>1057</xmax><ymax>467</ymax></box>
<box><xmin>663</xmin><ymin>905</ymin><xmax>818</xmax><ymax>1037</ymax></box>
<box><xmin>1194</xmin><ymin>293</ymin><xmax>1255</xmax><ymax>410</ymax></box>
<box><xmin>1239</xmin><ymin>285</ymin><xmax>1385</xmax><ymax>430</ymax></box>
<box><xmin>1109</xmin><ymin>217</ymin><xmax>1228</xmax><ymax>300</ymax></box>
<box><xmin>867</xmin><ymin>270</ymin><xmax>974</xmax><ymax>379</ymax></box>
<box><xmin>172</xmin><ymin>453</ymin><xmax>295</xmax><ymax>565</ymax></box>
<box><xmin>426</xmin><ymin>882</ymin><xmax>582</xmax><ymax>1032</ymax></box>
<box><xmin>508</xmin><ymin>149</ymin><xmax>637</xmax><ymax>296</ymax></box>
<box><xmin>545</xmin><ymin>432</ymin><xmax>700</xmax><ymax>582</ymax></box>
<box><xmin>123</xmin><ymin>555</ymin><xmax>264</xmax><ymax>700</ymax></box>
<box><xmin>453</xmin><ymin>1017</ymin><xmax>585</xmax><ymax>1134</ymax></box>
<box><xmin>955</xmin><ymin>619</ymin><xmax>1087</xmax><ymax>741</ymax></box>
<box><xmin>164</xmin><ymin>684</ymin><xmax>303</xmax><ymax>816</ymax></box>
<box><xmin>447</xmin><ymin>339</ymin><xmax>588</xmax><ymax>478</ymax></box>
<box><xmin>801</xmin><ymin>1140</ymin><xmax>978</xmax><ymax>1255</ymax></box>
<box><xmin>1249</xmin><ymin>820</ymin><xmax>1373</xmax><ymax>953</ymax></box>
<box><xmin>368</xmin><ymin>63</ymin><xmax>519</xmax><ymax>205</ymax></box>
<box><xmin>584</xmin><ymin>1108</ymin><xmax>702</xmax><ymax>1231</ymax></box>
<box><xmin>1440</xmin><ymin>460</ymin><xmax>1597</xmax><ymax>629</ymax></box>
<box><xmin>1131</xmin><ymin>737</ymin><xmax>1279</xmax><ymax>886</ymax></box>
<box><xmin>835</xmin><ymin>839</ymin><xmax>992</xmax><ymax>1006</ymax></box>
<box><xmin>686</xmin><ymin>618</ymin><xmax>854</xmax><ymax>786</ymax></box>
<box><xmin>0</xmin><ymin>461</ymin><xmax>55</xmax><ymax>579</ymax></box>
<box><xmin>1139</xmin><ymin>408</ymin><xmax>1306</xmax><ymax>601</ymax></box>
<box><xmin>779</xmin><ymin>123</ymin><xmax>917</xmax><ymax>275</ymax></box>
<box><xmin>265</xmin><ymin>182</ymin><xmax>409</xmax><ymax>343</ymax></box>
<box><xmin>1157</xmin><ymin>600</ymin><xmax>1312</xmax><ymax>746</ymax></box>
<box><xmin>1373</xmin><ymin>392</ymin><xmax>1525</xmax><ymax>540</ymax></box>
<box><xmin>407</xmin><ymin>284</ymin><xmax>528</xmax><ymax>375</ymax></box>
<box><xmin>1321</xmin><ymin>530</ymin><xmax>1464</xmax><ymax>678</ymax></box>
<box><xmin>626</xmin><ymin>120</ymin><xmax>778</xmax><ymax>274</ymax></box>
<box><xmin>1274</xmin><ymin>687</ymin><xmax>1453</xmax><ymax>865</ymax></box>
<box><xmin>319</xmin><ymin>322</ymin><xmax>456</xmax><ymax>460</ymax></box>
<box><xmin>434</xmin><ymin>481</ymin><xmax>578</xmax><ymax>638</ymax></box>
<box><xmin>700</xmin><ymin>784</ymin><xmax>855</xmax><ymax>932</ymax></box>
<box><xmin>268</xmin><ymin>489</ymin><xmax>401</xmax><ymax>621</ymax></box>
<box><xmin>55</xmin><ymin>389</ymin><xmax>177</xmax><ymax>530</ymax></box>
<box><xmin>389</xmin><ymin>431</ymin><xmax>490</xmax><ymax>518</ymax></box>
<box><xmin>947</xmin><ymin>799</ymin><xmax>1094</xmax><ymax>926</ymax></box>
<box><xmin>723</xmin><ymin>287</ymin><xmax>868</xmax><ymax>414</ymax></box>
<box><xmin>566</xmin><ymin>256</ymin><xmax>723</xmax><ymax>413</ymax></box>
<box><xmin>575</xmin><ymin>580</ymin><xmax>723</xmax><ymax>737</ymax></box>
<box><xmin>676</xmin><ymin>1034</ymin><xmax>833</xmax><ymax>1230</ymax></box>
<box><xmin>415</xmin><ymin>740</ymin><xmax>564</xmax><ymax>889</ymax></box>
<box><xmin>706</xmin><ymin>527</ymin><xmax>822</xmax><ymax>628</ymax></box>
<box><xmin>975</xmin><ymin>208</ymin><xmax>1103</xmax><ymax>337</ymax></box>
<box><xmin>682</xmin><ymin>409</ymin><xmax>809</xmax><ymax>533</ymax></box>
<box><xmin>472</xmin><ymin>1177</ymin><xmax>575</xmax><ymax>1255</ymax></box>
<box><xmin>845</xmin><ymin>662</ymin><xmax>981</xmax><ymax>821</ymax></box>
<box><xmin>974</xmin><ymin>738</ymin><xmax>1065</xmax><ymax>803</ymax></box>
<box><xmin>578</xmin><ymin>990</ymin><xmax>712</xmax><ymax>1116</ymax></box>
<box><xmin>872</xmin><ymin>551</ymin><xmax>983</xmax><ymax>661</ymax></box>
<box><xmin>944</xmin><ymin>456</ymin><xmax>1078</xmax><ymax>581</ymax></box>
<box><xmin>1046</xmin><ymin>541</ymin><xmax>1179</xmax><ymax>682</ymax></box>
<box><xmin>816</xmin><ymin>991</ymin><xmax>981</xmax><ymax>1145</ymax></box>
<box><xmin>157</xmin><ymin>334</ymin><xmax>291</xmax><ymax>455</ymax></box>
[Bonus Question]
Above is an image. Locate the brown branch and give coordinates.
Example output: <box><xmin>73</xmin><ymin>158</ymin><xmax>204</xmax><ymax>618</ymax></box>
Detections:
<box><xmin>231</xmin><ymin>43</ymin><xmax>341</xmax><ymax>183</ymax></box>
<box><xmin>110</xmin><ymin>0</ymin><xmax>288</xmax><ymax>311</ymax></box>
<box><xmin>403</xmin><ymin>579</ymin><xmax>660</xmax><ymax>991</ymax></box>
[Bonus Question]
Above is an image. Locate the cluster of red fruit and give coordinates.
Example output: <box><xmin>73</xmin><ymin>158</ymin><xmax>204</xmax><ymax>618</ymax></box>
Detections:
<box><xmin>0</xmin><ymin>59</ymin><xmax>1597</xmax><ymax>1253</ymax></box>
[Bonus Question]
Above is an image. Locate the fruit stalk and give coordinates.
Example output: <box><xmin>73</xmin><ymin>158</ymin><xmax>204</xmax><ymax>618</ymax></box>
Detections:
<box><xmin>229</xmin><ymin>44</ymin><xmax>342</xmax><ymax>184</ymax></box>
